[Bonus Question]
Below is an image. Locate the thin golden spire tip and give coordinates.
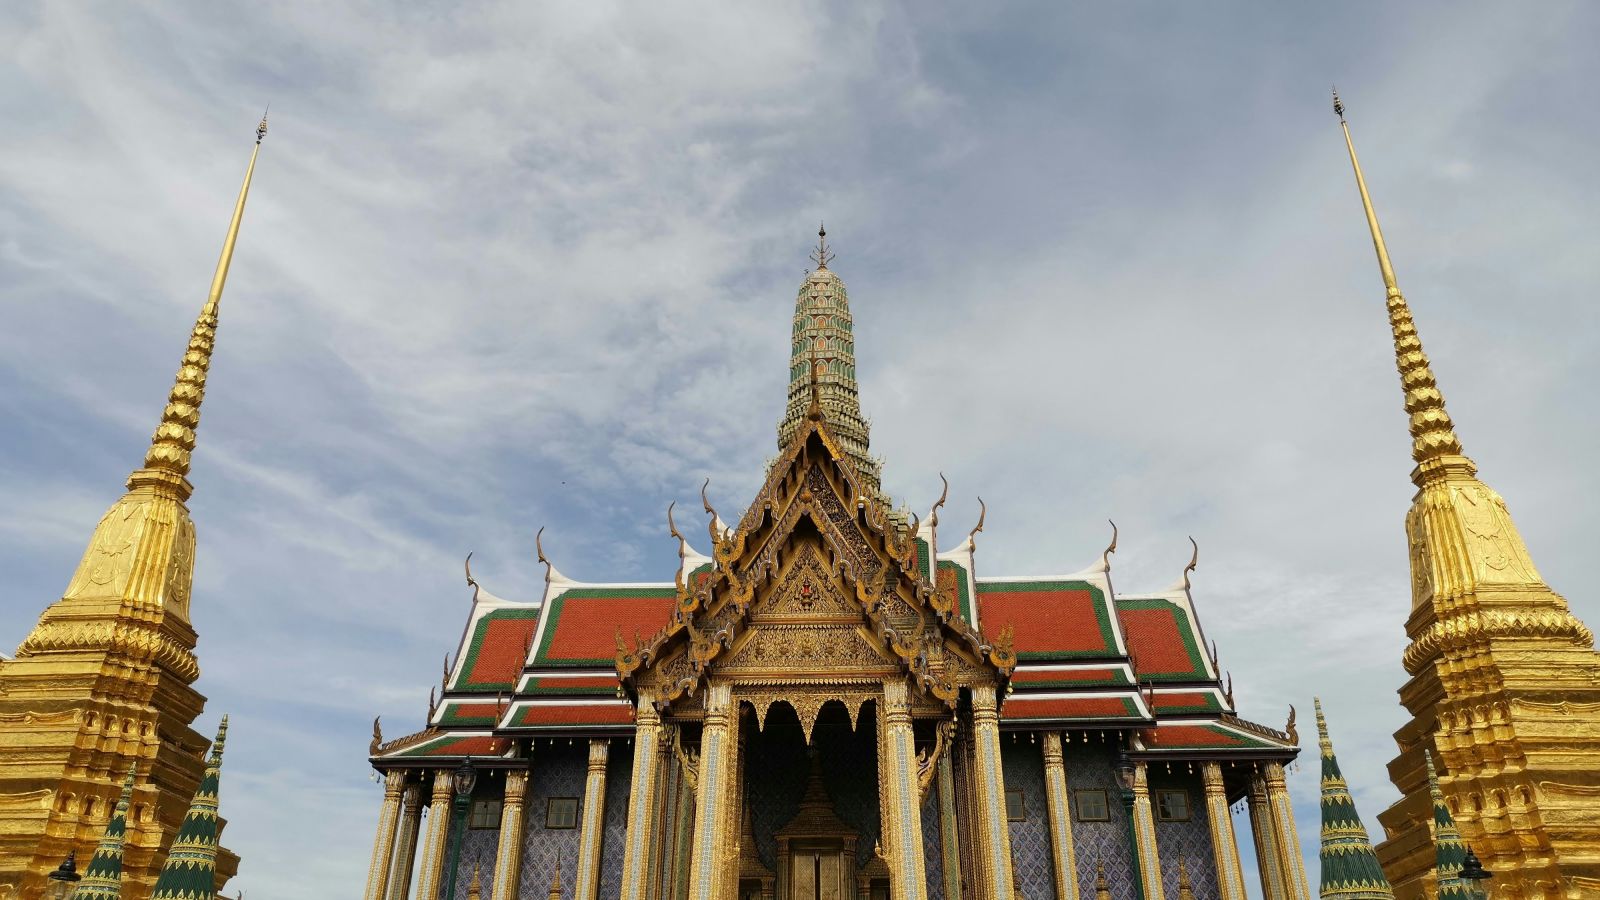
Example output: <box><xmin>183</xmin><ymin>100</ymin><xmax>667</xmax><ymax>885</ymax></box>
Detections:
<box><xmin>257</xmin><ymin>105</ymin><xmax>269</xmax><ymax>144</ymax></box>
<box><xmin>1332</xmin><ymin>86</ymin><xmax>1345</xmax><ymax>121</ymax></box>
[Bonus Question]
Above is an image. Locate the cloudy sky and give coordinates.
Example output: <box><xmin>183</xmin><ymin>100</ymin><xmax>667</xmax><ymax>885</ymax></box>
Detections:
<box><xmin>4</xmin><ymin>2</ymin><xmax>1598</xmax><ymax>895</ymax></box>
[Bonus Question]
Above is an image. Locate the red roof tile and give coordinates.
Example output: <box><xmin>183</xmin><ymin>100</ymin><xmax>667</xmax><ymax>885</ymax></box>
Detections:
<box><xmin>533</xmin><ymin>588</ymin><xmax>676</xmax><ymax>667</ymax></box>
<box><xmin>975</xmin><ymin>580</ymin><xmax>1118</xmax><ymax>659</ymax></box>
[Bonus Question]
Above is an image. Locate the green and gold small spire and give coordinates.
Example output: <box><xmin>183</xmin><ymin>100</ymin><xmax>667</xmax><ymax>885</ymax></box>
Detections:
<box><xmin>74</xmin><ymin>764</ymin><xmax>139</xmax><ymax>900</ymax></box>
<box><xmin>1425</xmin><ymin>750</ymin><xmax>1470</xmax><ymax>900</ymax></box>
<box><xmin>151</xmin><ymin>716</ymin><xmax>228</xmax><ymax>900</ymax></box>
<box><xmin>1314</xmin><ymin>699</ymin><xmax>1393</xmax><ymax>899</ymax></box>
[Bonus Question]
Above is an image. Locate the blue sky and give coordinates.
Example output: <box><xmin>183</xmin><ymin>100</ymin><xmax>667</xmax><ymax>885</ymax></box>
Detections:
<box><xmin>3</xmin><ymin>2</ymin><xmax>1598</xmax><ymax>895</ymax></box>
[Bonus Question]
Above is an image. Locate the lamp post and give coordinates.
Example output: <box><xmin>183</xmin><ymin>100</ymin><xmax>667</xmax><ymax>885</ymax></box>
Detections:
<box><xmin>1460</xmin><ymin>847</ymin><xmax>1493</xmax><ymax>900</ymax></box>
<box><xmin>47</xmin><ymin>850</ymin><xmax>80</xmax><ymax>900</ymax></box>
<box><xmin>1113</xmin><ymin>747</ymin><xmax>1146</xmax><ymax>900</ymax></box>
<box><xmin>443</xmin><ymin>757</ymin><xmax>478</xmax><ymax>900</ymax></box>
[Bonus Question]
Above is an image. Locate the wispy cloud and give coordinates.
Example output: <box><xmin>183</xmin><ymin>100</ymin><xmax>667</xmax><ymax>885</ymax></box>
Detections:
<box><xmin>3</xmin><ymin>2</ymin><xmax>1597</xmax><ymax>894</ymax></box>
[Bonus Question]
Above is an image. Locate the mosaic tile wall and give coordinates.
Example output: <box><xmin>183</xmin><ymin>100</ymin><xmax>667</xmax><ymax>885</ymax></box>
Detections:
<box><xmin>812</xmin><ymin>714</ymin><xmax>883</xmax><ymax>869</ymax></box>
<box><xmin>445</xmin><ymin>822</ymin><xmax>499</xmax><ymax>900</ymax></box>
<box><xmin>745</xmin><ymin>715</ymin><xmax>811</xmax><ymax>872</ymax></box>
<box><xmin>597</xmin><ymin>740</ymin><xmax>635</xmax><ymax>899</ymax></box>
<box><xmin>1062</xmin><ymin>741</ymin><xmax>1135</xmax><ymax>900</ymax></box>
<box><xmin>519</xmin><ymin>741</ymin><xmax>587</xmax><ymax>893</ymax></box>
<box><xmin>1002</xmin><ymin>736</ymin><xmax>1056</xmax><ymax>900</ymax></box>
<box><xmin>1149</xmin><ymin>767</ymin><xmax>1219</xmax><ymax>900</ymax></box>
<box><xmin>922</xmin><ymin>785</ymin><xmax>945</xmax><ymax>900</ymax></box>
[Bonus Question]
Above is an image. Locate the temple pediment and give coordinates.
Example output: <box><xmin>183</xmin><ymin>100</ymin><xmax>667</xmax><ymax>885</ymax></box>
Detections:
<box><xmin>619</xmin><ymin>419</ymin><xmax>1010</xmax><ymax>713</ymax></box>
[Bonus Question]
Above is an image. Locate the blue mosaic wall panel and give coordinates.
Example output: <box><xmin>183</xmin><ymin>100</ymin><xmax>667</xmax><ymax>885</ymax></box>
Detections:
<box><xmin>1002</xmin><ymin>736</ymin><xmax>1056</xmax><ymax>900</ymax></box>
<box><xmin>598</xmin><ymin>741</ymin><xmax>634</xmax><ymax>899</ymax></box>
<box><xmin>520</xmin><ymin>741</ymin><xmax>587</xmax><ymax>893</ymax></box>
<box><xmin>1149</xmin><ymin>767</ymin><xmax>1219</xmax><ymax>900</ymax></box>
<box><xmin>1062</xmin><ymin>740</ymin><xmax>1134</xmax><ymax>900</ymax></box>
<box><xmin>922</xmin><ymin>784</ymin><xmax>944</xmax><ymax>900</ymax></box>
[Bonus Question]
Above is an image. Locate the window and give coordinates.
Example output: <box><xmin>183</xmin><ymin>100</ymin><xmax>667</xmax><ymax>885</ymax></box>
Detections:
<box><xmin>468</xmin><ymin>799</ymin><xmax>501</xmax><ymax>829</ymax></box>
<box><xmin>546</xmin><ymin>797</ymin><xmax>579</xmax><ymax>829</ymax></box>
<box><xmin>1004</xmin><ymin>789</ymin><xmax>1026</xmax><ymax>822</ymax></box>
<box><xmin>1156</xmin><ymin>790</ymin><xmax>1190</xmax><ymax>822</ymax></box>
<box><xmin>1074</xmin><ymin>789</ymin><xmax>1110</xmax><ymax>822</ymax></box>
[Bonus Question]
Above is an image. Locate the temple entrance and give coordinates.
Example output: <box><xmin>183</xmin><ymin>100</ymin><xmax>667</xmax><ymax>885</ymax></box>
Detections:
<box><xmin>739</xmin><ymin>699</ymin><xmax>887</xmax><ymax>900</ymax></box>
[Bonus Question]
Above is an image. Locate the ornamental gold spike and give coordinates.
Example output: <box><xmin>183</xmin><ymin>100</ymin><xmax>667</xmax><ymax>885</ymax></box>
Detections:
<box><xmin>1334</xmin><ymin>94</ymin><xmax>1465</xmax><ymax>465</ymax></box>
<box><xmin>137</xmin><ymin>113</ymin><xmax>266</xmax><ymax>492</ymax></box>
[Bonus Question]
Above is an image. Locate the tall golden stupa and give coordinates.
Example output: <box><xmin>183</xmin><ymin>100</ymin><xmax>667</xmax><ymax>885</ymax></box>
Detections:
<box><xmin>1333</xmin><ymin>94</ymin><xmax>1600</xmax><ymax>899</ymax></box>
<box><xmin>0</xmin><ymin>116</ymin><xmax>265</xmax><ymax>899</ymax></box>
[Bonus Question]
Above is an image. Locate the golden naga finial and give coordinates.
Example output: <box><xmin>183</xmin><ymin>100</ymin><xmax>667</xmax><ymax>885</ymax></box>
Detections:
<box><xmin>133</xmin><ymin>114</ymin><xmax>266</xmax><ymax>495</ymax></box>
<box><xmin>464</xmin><ymin>551</ymin><xmax>476</xmax><ymax>587</ymax></box>
<box><xmin>1286</xmin><ymin>704</ymin><xmax>1299</xmax><ymax>745</ymax></box>
<box><xmin>968</xmin><ymin>496</ymin><xmax>987</xmax><ymax>544</ymax></box>
<box><xmin>929</xmin><ymin>473</ymin><xmax>950</xmax><ymax>529</ymax></box>
<box><xmin>1334</xmin><ymin>91</ymin><xmax>1466</xmax><ymax>466</ymax></box>
<box><xmin>1102</xmin><ymin>519</ymin><xmax>1119</xmax><ymax>568</ymax></box>
<box><xmin>535</xmin><ymin>526</ymin><xmax>553</xmax><ymax>582</ymax></box>
<box><xmin>369</xmin><ymin>716</ymin><xmax>382</xmax><ymax>755</ymax></box>
<box><xmin>1182</xmin><ymin>536</ymin><xmax>1199</xmax><ymax>590</ymax></box>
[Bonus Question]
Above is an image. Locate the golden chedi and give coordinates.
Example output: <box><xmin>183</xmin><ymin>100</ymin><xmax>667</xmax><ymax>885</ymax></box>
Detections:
<box><xmin>0</xmin><ymin>115</ymin><xmax>266</xmax><ymax>899</ymax></box>
<box><xmin>1334</xmin><ymin>92</ymin><xmax>1600</xmax><ymax>899</ymax></box>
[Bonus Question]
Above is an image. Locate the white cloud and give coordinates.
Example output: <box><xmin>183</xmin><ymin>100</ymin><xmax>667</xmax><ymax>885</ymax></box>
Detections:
<box><xmin>3</xmin><ymin>2</ymin><xmax>1597</xmax><ymax>896</ymax></box>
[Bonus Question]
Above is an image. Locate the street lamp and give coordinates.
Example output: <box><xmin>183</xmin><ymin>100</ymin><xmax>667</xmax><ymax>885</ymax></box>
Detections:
<box><xmin>47</xmin><ymin>850</ymin><xmax>80</xmax><ymax>900</ymax></box>
<box><xmin>1460</xmin><ymin>847</ymin><xmax>1493</xmax><ymax>900</ymax></box>
<box><xmin>1113</xmin><ymin>746</ymin><xmax>1146</xmax><ymax>900</ymax></box>
<box><xmin>443</xmin><ymin>758</ymin><xmax>478</xmax><ymax>900</ymax></box>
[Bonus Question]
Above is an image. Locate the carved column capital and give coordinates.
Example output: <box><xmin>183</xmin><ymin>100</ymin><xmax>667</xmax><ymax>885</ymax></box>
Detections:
<box><xmin>1042</xmin><ymin>730</ymin><xmax>1065</xmax><ymax>767</ymax></box>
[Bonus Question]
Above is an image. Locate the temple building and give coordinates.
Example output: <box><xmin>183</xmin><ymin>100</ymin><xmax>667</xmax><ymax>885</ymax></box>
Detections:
<box><xmin>0</xmin><ymin>116</ymin><xmax>265</xmax><ymax>899</ymax></box>
<box><xmin>1333</xmin><ymin>95</ymin><xmax>1600</xmax><ymax>899</ymax></box>
<box><xmin>366</xmin><ymin>230</ymin><xmax>1311</xmax><ymax>900</ymax></box>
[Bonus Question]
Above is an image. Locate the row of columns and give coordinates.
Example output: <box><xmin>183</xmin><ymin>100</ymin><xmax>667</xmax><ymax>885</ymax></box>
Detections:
<box><xmin>365</xmin><ymin>709</ymin><xmax>1307</xmax><ymax>900</ymax></box>
<box><xmin>1030</xmin><ymin>737</ymin><xmax>1307</xmax><ymax>900</ymax></box>
<box><xmin>363</xmin><ymin>739</ymin><xmax>615</xmax><ymax>900</ymax></box>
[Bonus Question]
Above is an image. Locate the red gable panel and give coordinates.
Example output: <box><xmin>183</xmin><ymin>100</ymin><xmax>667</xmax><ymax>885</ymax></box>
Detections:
<box><xmin>975</xmin><ymin>580</ymin><xmax>1118</xmax><ymax>659</ymax></box>
<box><xmin>513</xmin><ymin>703</ymin><xmax>636</xmax><ymax>728</ymax></box>
<box><xmin>533</xmin><ymin>588</ymin><xmax>677</xmax><ymax>667</ymax></box>
<box><xmin>458</xmin><ymin>609</ymin><xmax>541</xmax><ymax>691</ymax></box>
<box><xmin>1116</xmin><ymin>599</ymin><xmax>1209</xmax><ymax>681</ymax></box>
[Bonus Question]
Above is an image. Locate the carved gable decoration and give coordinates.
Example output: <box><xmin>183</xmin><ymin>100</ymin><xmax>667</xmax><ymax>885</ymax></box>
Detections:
<box><xmin>618</xmin><ymin>416</ymin><xmax>1012</xmax><ymax>711</ymax></box>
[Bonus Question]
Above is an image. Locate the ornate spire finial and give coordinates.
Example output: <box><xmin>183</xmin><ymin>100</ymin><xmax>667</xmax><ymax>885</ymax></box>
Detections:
<box><xmin>810</xmin><ymin>221</ymin><xmax>834</xmax><ymax>269</ymax></box>
<box><xmin>134</xmin><ymin>116</ymin><xmax>266</xmax><ymax>494</ymax></box>
<box><xmin>1335</xmin><ymin>93</ymin><xmax>1466</xmax><ymax>466</ymax></box>
<box><xmin>1332</xmin><ymin>86</ymin><xmax>1345</xmax><ymax>121</ymax></box>
<box><xmin>257</xmin><ymin>105</ymin><xmax>269</xmax><ymax>144</ymax></box>
<box><xmin>1314</xmin><ymin>698</ymin><xmax>1396</xmax><ymax>899</ymax></box>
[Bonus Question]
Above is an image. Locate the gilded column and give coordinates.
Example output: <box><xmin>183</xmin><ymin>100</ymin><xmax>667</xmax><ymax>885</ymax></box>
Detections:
<box><xmin>970</xmin><ymin>683</ymin><xmax>1015</xmax><ymax>899</ymax></box>
<box><xmin>1040</xmin><ymin>732</ymin><xmax>1079</xmax><ymax>900</ymax></box>
<box><xmin>621</xmin><ymin>692</ymin><xmax>665</xmax><ymax>900</ymax></box>
<box><xmin>936</xmin><ymin>752</ymin><xmax>962</xmax><ymax>900</ymax></box>
<box><xmin>1199</xmin><ymin>763</ymin><xmax>1247</xmax><ymax>900</ymax></box>
<box><xmin>881</xmin><ymin>680</ymin><xmax>930</xmax><ymax>900</ymax></box>
<box><xmin>415</xmin><ymin>770</ymin><xmax>456</xmax><ymax>900</ymax></box>
<box><xmin>491</xmin><ymin>768</ymin><xmax>530</xmax><ymax>900</ymax></box>
<box><xmin>687</xmin><ymin>681</ymin><xmax>736</xmax><ymax>900</ymax></box>
<box><xmin>364</xmin><ymin>770</ymin><xmax>407</xmax><ymax>900</ymax></box>
<box><xmin>575</xmin><ymin>739</ymin><xmax>611</xmax><ymax>900</ymax></box>
<box><xmin>1247</xmin><ymin>772</ymin><xmax>1287</xmax><ymax>900</ymax></box>
<box><xmin>1264</xmin><ymin>762</ymin><xmax>1310</xmax><ymax>900</ymax></box>
<box><xmin>387</xmin><ymin>782</ymin><xmax>424</xmax><ymax>900</ymax></box>
<box><xmin>1129</xmin><ymin>763</ymin><xmax>1164</xmax><ymax>900</ymax></box>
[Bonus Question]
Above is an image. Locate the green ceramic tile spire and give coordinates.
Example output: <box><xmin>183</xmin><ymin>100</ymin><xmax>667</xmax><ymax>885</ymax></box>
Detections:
<box><xmin>151</xmin><ymin>716</ymin><xmax>228</xmax><ymax>900</ymax></box>
<box><xmin>1314</xmin><ymin>699</ymin><xmax>1394</xmax><ymax>899</ymax></box>
<box><xmin>74</xmin><ymin>764</ymin><xmax>138</xmax><ymax>900</ymax></box>
<box><xmin>777</xmin><ymin>224</ymin><xmax>880</xmax><ymax>489</ymax></box>
<box><xmin>1426</xmin><ymin>749</ymin><xmax>1471</xmax><ymax>900</ymax></box>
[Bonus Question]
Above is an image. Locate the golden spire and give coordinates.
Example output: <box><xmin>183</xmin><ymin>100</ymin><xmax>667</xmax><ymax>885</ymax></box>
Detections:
<box><xmin>1333</xmin><ymin>90</ymin><xmax>1465</xmax><ymax>468</ymax></box>
<box><xmin>133</xmin><ymin>110</ymin><xmax>267</xmax><ymax>497</ymax></box>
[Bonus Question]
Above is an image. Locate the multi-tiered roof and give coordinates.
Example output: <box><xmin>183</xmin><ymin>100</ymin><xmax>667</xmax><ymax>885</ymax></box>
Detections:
<box><xmin>372</xmin><ymin>238</ymin><xmax>1297</xmax><ymax>781</ymax></box>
